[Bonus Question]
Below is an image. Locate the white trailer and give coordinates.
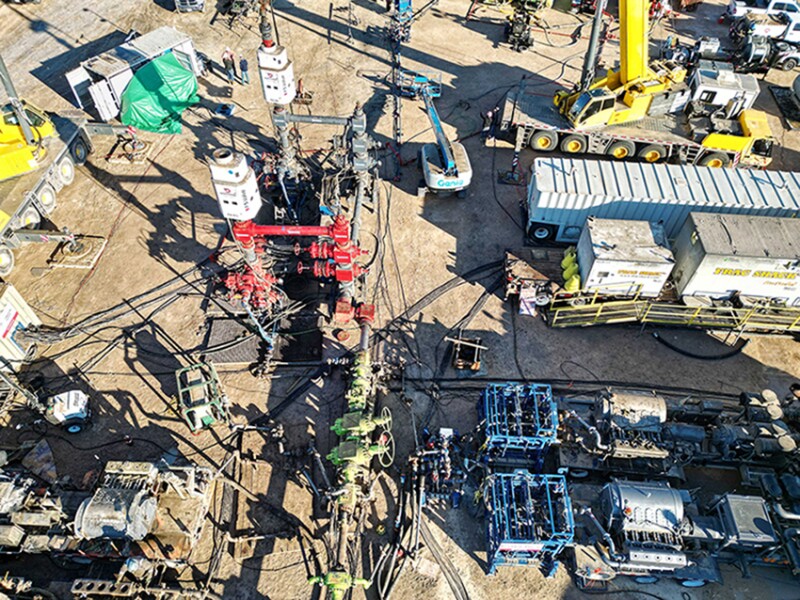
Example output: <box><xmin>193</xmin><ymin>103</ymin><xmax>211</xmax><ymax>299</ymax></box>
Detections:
<box><xmin>66</xmin><ymin>27</ymin><xmax>202</xmax><ymax>122</ymax></box>
<box><xmin>526</xmin><ymin>157</ymin><xmax>800</xmax><ymax>244</ymax></box>
<box><xmin>671</xmin><ymin>213</ymin><xmax>800</xmax><ymax>304</ymax></box>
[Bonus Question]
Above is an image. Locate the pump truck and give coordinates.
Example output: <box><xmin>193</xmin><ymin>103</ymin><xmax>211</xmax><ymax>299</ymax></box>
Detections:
<box><xmin>398</xmin><ymin>71</ymin><xmax>472</xmax><ymax>197</ymax></box>
<box><xmin>496</xmin><ymin>0</ymin><xmax>775</xmax><ymax>169</ymax></box>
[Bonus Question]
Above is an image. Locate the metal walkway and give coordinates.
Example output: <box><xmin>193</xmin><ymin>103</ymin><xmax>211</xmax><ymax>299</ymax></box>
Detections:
<box><xmin>546</xmin><ymin>298</ymin><xmax>800</xmax><ymax>335</ymax></box>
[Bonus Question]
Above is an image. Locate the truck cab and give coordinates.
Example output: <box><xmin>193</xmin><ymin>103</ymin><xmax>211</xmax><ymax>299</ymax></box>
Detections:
<box><xmin>699</xmin><ymin>109</ymin><xmax>774</xmax><ymax>167</ymax></box>
<box><xmin>0</xmin><ymin>101</ymin><xmax>56</xmax><ymax>181</ymax></box>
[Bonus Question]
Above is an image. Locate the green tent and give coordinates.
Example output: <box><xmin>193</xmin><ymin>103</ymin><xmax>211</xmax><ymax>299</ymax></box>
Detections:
<box><xmin>120</xmin><ymin>52</ymin><xmax>199</xmax><ymax>134</ymax></box>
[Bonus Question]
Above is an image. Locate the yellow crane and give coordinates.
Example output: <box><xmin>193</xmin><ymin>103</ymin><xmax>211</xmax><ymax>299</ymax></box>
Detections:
<box><xmin>555</xmin><ymin>0</ymin><xmax>689</xmax><ymax>128</ymax></box>
<box><xmin>0</xmin><ymin>54</ymin><xmax>56</xmax><ymax>181</ymax></box>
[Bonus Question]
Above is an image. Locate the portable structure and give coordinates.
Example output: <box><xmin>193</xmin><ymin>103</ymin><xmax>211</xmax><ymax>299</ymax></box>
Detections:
<box><xmin>485</xmin><ymin>471</ymin><xmax>574</xmax><ymax>577</ymax></box>
<box><xmin>66</xmin><ymin>27</ymin><xmax>202</xmax><ymax>122</ymax></box>
<box><xmin>526</xmin><ymin>157</ymin><xmax>800</xmax><ymax>244</ymax></box>
<box><xmin>672</xmin><ymin>213</ymin><xmax>800</xmax><ymax>305</ymax></box>
<box><xmin>480</xmin><ymin>383</ymin><xmax>558</xmax><ymax>469</ymax></box>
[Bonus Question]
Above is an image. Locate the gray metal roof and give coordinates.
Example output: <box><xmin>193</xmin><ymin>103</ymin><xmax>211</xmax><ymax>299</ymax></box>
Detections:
<box><xmin>689</xmin><ymin>212</ymin><xmax>800</xmax><ymax>258</ymax></box>
<box><xmin>693</xmin><ymin>61</ymin><xmax>761</xmax><ymax>95</ymax></box>
<box><xmin>584</xmin><ymin>217</ymin><xmax>674</xmax><ymax>264</ymax></box>
<box><xmin>83</xmin><ymin>27</ymin><xmax>191</xmax><ymax>78</ymax></box>
<box><xmin>532</xmin><ymin>157</ymin><xmax>800</xmax><ymax>211</ymax></box>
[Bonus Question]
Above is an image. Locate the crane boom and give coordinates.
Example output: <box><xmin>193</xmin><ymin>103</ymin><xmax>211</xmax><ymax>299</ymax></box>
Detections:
<box><xmin>421</xmin><ymin>89</ymin><xmax>457</xmax><ymax>175</ymax></box>
<box><xmin>0</xmin><ymin>54</ymin><xmax>37</xmax><ymax>148</ymax></box>
<box><xmin>619</xmin><ymin>0</ymin><xmax>649</xmax><ymax>84</ymax></box>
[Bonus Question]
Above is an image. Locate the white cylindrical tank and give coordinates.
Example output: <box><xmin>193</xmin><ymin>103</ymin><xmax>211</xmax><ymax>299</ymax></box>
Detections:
<box><xmin>258</xmin><ymin>44</ymin><xmax>296</xmax><ymax>105</ymax></box>
<box><xmin>209</xmin><ymin>148</ymin><xmax>260</xmax><ymax>221</ymax></box>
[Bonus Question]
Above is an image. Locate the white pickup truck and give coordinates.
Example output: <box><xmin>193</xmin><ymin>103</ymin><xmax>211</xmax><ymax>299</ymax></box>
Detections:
<box><xmin>727</xmin><ymin>0</ymin><xmax>800</xmax><ymax>19</ymax></box>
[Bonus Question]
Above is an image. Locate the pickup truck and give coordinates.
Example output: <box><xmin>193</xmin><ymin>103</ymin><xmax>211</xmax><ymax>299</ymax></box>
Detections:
<box><xmin>727</xmin><ymin>0</ymin><xmax>800</xmax><ymax>20</ymax></box>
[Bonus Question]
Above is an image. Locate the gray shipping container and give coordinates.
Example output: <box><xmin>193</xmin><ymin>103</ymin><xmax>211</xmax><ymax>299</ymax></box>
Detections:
<box><xmin>672</xmin><ymin>213</ymin><xmax>800</xmax><ymax>305</ymax></box>
<box><xmin>526</xmin><ymin>158</ymin><xmax>800</xmax><ymax>244</ymax></box>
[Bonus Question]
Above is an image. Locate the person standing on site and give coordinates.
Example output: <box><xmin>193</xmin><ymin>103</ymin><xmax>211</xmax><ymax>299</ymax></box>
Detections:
<box><xmin>222</xmin><ymin>48</ymin><xmax>237</xmax><ymax>84</ymax></box>
<box><xmin>240</xmin><ymin>55</ymin><xmax>250</xmax><ymax>85</ymax></box>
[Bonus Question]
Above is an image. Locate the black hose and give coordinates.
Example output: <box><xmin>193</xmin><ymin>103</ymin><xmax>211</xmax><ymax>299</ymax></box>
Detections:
<box><xmin>652</xmin><ymin>331</ymin><xmax>749</xmax><ymax>361</ymax></box>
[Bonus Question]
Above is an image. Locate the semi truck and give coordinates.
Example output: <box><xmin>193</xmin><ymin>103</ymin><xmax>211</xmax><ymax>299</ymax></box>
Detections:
<box><xmin>525</xmin><ymin>157</ymin><xmax>795</xmax><ymax>244</ymax></box>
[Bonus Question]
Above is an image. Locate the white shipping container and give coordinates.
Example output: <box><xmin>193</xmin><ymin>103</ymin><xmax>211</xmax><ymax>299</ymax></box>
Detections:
<box><xmin>526</xmin><ymin>158</ymin><xmax>800</xmax><ymax>244</ymax></box>
<box><xmin>672</xmin><ymin>213</ymin><xmax>800</xmax><ymax>304</ymax></box>
<box><xmin>576</xmin><ymin>218</ymin><xmax>674</xmax><ymax>298</ymax></box>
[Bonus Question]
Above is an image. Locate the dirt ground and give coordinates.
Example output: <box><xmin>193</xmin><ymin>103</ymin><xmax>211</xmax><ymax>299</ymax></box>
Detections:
<box><xmin>2</xmin><ymin>0</ymin><xmax>800</xmax><ymax>598</ymax></box>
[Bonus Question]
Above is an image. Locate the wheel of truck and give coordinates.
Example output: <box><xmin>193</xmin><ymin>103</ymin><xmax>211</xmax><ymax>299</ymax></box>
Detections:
<box><xmin>63</xmin><ymin>418</ymin><xmax>86</xmax><ymax>435</ymax></box>
<box><xmin>607</xmin><ymin>140</ymin><xmax>635</xmax><ymax>160</ymax></box>
<box><xmin>699</xmin><ymin>152</ymin><xmax>730</xmax><ymax>168</ymax></box>
<box><xmin>637</xmin><ymin>144</ymin><xmax>666</xmax><ymax>163</ymax></box>
<box><xmin>560</xmin><ymin>134</ymin><xmax>587</xmax><ymax>154</ymax></box>
<box><xmin>528</xmin><ymin>223</ymin><xmax>556</xmax><ymax>244</ymax></box>
<box><xmin>36</xmin><ymin>183</ymin><xmax>57</xmax><ymax>214</ymax></box>
<box><xmin>16</xmin><ymin>206</ymin><xmax>41</xmax><ymax>230</ymax></box>
<box><xmin>782</xmin><ymin>58</ymin><xmax>798</xmax><ymax>71</ymax></box>
<box><xmin>529</xmin><ymin>130</ymin><xmax>558</xmax><ymax>152</ymax></box>
<box><xmin>56</xmin><ymin>156</ymin><xmax>75</xmax><ymax>187</ymax></box>
<box><xmin>70</xmin><ymin>137</ymin><xmax>89</xmax><ymax>166</ymax></box>
<box><xmin>0</xmin><ymin>246</ymin><xmax>15</xmax><ymax>278</ymax></box>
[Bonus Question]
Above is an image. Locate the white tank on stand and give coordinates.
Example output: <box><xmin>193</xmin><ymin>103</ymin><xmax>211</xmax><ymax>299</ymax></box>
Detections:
<box><xmin>208</xmin><ymin>148</ymin><xmax>261</xmax><ymax>221</ymax></box>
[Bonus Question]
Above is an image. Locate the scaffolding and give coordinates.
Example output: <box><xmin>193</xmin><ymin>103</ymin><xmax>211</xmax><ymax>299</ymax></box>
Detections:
<box><xmin>485</xmin><ymin>470</ymin><xmax>574</xmax><ymax>577</ymax></box>
<box><xmin>480</xmin><ymin>383</ymin><xmax>558</xmax><ymax>469</ymax></box>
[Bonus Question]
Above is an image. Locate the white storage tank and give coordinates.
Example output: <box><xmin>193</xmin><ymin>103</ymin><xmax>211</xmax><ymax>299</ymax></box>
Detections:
<box><xmin>258</xmin><ymin>43</ymin><xmax>296</xmax><ymax>105</ymax></box>
<box><xmin>526</xmin><ymin>158</ymin><xmax>800</xmax><ymax>244</ymax></box>
<box><xmin>576</xmin><ymin>217</ymin><xmax>674</xmax><ymax>298</ymax></box>
<box><xmin>671</xmin><ymin>213</ymin><xmax>800</xmax><ymax>305</ymax></box>
<box><xmin>209</xmin><ymin>148</ymin><xmax>261</xmax><ymax>221</ymax></box>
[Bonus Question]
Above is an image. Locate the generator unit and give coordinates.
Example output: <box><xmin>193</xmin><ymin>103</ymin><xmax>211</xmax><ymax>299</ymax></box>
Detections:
<box><xmin>574</xmin><ymin>218</ymin><xmax>674</xmax><ymax>298</ymax></box>
<box><xmin>0</xmin><ymin>284</ymin><xmax>40</xmax><ymax>369</ymax></box>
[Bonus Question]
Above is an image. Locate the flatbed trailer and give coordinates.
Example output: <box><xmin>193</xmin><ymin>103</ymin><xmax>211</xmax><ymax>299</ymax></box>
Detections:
<box><xmin>496</xmin><ymin>83</ymin><xmax>761</xmax><ymax>168</ymax></box>
<box><xmin>0</xmin><ymin>114</ymin><xmax>129</xmax><ymax>276</ymax></box>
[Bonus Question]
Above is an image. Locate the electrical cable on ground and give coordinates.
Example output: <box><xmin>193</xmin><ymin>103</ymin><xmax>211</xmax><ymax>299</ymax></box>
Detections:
<box><xmin>652</xmin><ymin>331</ymin><xmax>749</xmax><ymax>360</ymax></box>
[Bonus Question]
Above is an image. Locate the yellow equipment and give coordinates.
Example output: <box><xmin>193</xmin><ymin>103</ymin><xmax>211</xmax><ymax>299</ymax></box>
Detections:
<box><xmin>0</xmin><ymin>54</ymin><xmax>57</xmax><ymax>181</ymax></box>
<box><xmin>556</xmin><ymin>0</ymin><xmax>688</xmax><ymax>128</ymax></box>
<box><xmin>700</xmin><ymin>109</ymin><xmax>774</xmax><ymax>168</ymax></box>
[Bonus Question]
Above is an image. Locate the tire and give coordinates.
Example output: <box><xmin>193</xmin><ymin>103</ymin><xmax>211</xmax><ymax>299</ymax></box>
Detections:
<box><xmin>16</xmin><ymin>206</ymin><xmax>41</xmax><ymax>230</ymax></box>
<box><xmin>56</xmin><ymin>156</ymin><xmax>75</xmax><ymax>186</ymax></box>
<box><xmin>456</xmin><ymin>189</ymin><xmax>467</xmax><ymax>199</ymax></box>
<box><xmin>529</xmin><ymin>130</ymin><xmax>558</xmax><ymax>152</ymax></box>
<box><xmin>528</xmin><ymin>223</ymin><xmax>556</xmax><ymax>244</ymax></box>
<box><xmin>37</xmin><ymin>183</ymin><xmax>57</xmax><ymax>214</ymax></box>
<box><xmin>699</xmin><ymin>152</ymin><xmax>730</xmax><ymax>168</ymax></box>
<box><xmin>0</xmin><ymin>246</ymin><xmax>14</xmax><ymax>278</ymax></box>
<box><xmin>607</xmin><ymin>140</ymin><xmax>635</xmax><ymax>160</ymax></box>
<box><xmin>560</xmin><ymin>134</ymin><xmax>587</xmax><ymax>154</ymax></box>
<box><xmin>637</xmin><ymin>144</ymin><xmax>667</xmax><ymax>163</ymax></box>
<box><xmin>63</xmin><ymin>418</ymin><xmax>86</xmax><ymax>434</ymax></box>
<box><xmin>782</xmin><ymin>58</ymin><xmax>798</xmax><ymax>71</ymax></box>
<box><xmin>417</xmin><ymin>179</ymin><xmax>427</xmax><ymax>198</ymax></box>
<box><xmin>70</xmin><ymin>137</ymin><xmax>89</xmax><ymax>165</ymax></box>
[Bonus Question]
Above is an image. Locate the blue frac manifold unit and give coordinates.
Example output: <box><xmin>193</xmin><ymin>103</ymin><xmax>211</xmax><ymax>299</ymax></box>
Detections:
<box><xmin>480</xmin><ymin>383</ymin><xmax>558</xmax><ymax>468</ymax></box>
<box><xmin>485</xmin><ymin>470</ymin><xmax>574</xmax><ymax>577</ymax></box>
